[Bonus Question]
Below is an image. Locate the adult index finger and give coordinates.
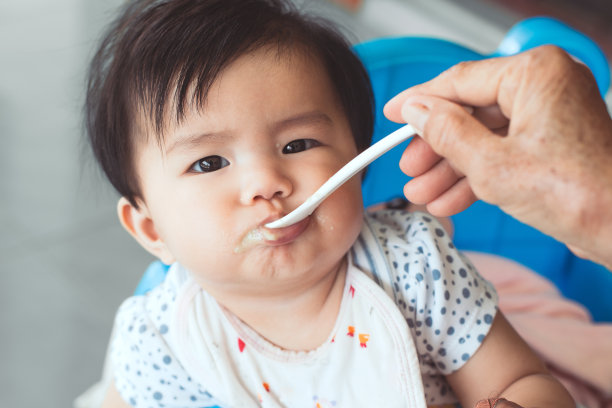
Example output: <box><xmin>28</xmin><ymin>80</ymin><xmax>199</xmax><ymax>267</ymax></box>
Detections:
<box><xmin>383</xmin><ymin>45</ymin><xmax>568</xmax><ymax>123</ymax></box>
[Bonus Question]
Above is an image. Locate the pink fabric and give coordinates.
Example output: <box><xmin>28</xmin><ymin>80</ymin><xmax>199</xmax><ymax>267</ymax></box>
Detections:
<box><xmin>466</xmin><ymin>252</ymin><xmax>612</xmax><ymax>408</ymax></box>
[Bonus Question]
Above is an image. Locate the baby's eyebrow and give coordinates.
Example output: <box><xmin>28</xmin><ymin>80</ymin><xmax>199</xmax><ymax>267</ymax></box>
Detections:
<box><xmin>272</xmin><ymin>111</ymin><xmax>333</xmax><ymax>134</ymax></box>
<box><xmin>165</xmin><ymin>131</ymin><xmax>229</xmax><ymax>155</ymax></box>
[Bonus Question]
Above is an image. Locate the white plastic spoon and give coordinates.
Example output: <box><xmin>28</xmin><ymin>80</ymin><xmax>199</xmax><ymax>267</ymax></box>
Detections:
<box><xmin>265</xmin><ymin>123</ymin><xmax>416</xmax><ymax>229</ymax></box>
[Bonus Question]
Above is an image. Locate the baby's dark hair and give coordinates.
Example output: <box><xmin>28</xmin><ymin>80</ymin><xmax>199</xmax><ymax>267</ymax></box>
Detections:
<box><xmin>86</xmin><ymin>0</ymin><xmax>374</xmax><ymax>207</ymax></box>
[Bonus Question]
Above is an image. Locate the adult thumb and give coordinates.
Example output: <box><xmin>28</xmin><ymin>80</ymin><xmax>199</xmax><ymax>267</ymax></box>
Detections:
<box><xmin>400</xmin><ymin>95</ymin><xmax>498</xmax><ymax>177</ymax></box>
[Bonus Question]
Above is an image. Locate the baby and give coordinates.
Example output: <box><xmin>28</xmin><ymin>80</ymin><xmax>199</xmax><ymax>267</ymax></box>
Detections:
<box><xmin>85</xmin><ymin>0</ymin><xmax>573</xmax><ymax>407</ymax></box>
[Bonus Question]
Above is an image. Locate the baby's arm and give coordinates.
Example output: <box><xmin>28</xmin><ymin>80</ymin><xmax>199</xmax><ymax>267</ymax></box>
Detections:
<box><xmin>445</xmin><ymin>311</ymin><xmax>574</xmax><ymax>408</ymax></box>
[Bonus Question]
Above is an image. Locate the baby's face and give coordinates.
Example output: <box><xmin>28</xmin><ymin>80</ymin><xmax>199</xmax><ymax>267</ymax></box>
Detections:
<box><xmin>132</xmin><ymin>47</ymin><xmax>364</xmax><ymax>297</ymax></box>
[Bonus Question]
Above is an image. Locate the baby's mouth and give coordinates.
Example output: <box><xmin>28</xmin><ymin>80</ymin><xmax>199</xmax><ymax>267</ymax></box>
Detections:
<box><xmin>233</xmin><ymin>216</ymin><xmax>311</xmax><ymax>253</ymax></box>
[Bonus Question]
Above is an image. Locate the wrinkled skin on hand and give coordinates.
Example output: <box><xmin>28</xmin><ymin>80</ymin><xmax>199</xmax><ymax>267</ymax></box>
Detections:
<box><xmin>384</xmin><ymin>45</ymin><xmax>612</xmax><ymax>269</ymax></box>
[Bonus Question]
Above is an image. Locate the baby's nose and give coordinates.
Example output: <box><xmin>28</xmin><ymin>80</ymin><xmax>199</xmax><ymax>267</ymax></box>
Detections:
<box><xmin>239</xmin><ymin>162</ymin><xmax>293</xmax><ymax>205</ymax></box>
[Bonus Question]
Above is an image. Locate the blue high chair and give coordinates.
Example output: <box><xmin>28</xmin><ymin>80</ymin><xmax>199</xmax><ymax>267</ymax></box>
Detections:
<box><xmin>136</xmin><ymin>17</ymin><xmax>612</xmax><ymax>324</ymax></box>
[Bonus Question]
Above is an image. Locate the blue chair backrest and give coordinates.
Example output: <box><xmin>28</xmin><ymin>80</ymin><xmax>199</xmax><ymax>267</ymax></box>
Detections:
<box><xmin>354</xmin><ymin>16</ymin><xmax>612</xmax><ymax>322</ymax></box>
<box><xmin>136</xmin><ymin>17</ymin><xmax>612</xmax><ymax>322</ymax></box>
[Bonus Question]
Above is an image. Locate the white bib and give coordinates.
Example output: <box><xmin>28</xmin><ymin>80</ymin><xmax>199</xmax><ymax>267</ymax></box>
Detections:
<box><xmin>172</xmin><ymin>258</ymin><xmax>427</xmax><ymax>408</ymax></box>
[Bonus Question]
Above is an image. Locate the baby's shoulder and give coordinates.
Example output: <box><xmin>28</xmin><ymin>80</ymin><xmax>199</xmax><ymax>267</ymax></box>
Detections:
<box><xmin>360</xmin><ymin>210</ymin><xmax>492</xmax><ymax>294</ymax></box>
<box><xmin>362</xmin><ymin>210</ymin><xmax>455</xmax><ymax>258</ymax></box>
<box><xmin>110</xmin><ymin>265</ymin><xmax>210</xmax><ymax>406</ymax></box>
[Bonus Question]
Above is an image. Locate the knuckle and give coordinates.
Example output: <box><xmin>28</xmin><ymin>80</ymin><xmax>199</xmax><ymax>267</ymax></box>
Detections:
<box><xmin>447</xmin><ymin>60</ymin><xmax>473</xmax><ymax>75</ymax></box>
<box><xmin>440</xmin><ymin>60</ymin><xmax>474</xmax><ymax>84</ymax></box>
<box><xmin>522</xmin><ymin>45</ymin><xmax>576</xmax><ymax>78</ymax></box>
<box><xmin>530</xmin><ymin>44</ymin><xmax>569</xmax><ymax>61</ymax></box>
<box><xmin>504</xmin><ymin>45</ymin><xmax>597</xmax><ymax>104</ymax></box>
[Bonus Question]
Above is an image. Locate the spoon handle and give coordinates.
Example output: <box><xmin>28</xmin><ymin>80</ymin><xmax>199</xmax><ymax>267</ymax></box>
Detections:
<box><xmin>266</xmin><ymin>124</ymin><xmax>416</xmax><ymax>229</ymax></box>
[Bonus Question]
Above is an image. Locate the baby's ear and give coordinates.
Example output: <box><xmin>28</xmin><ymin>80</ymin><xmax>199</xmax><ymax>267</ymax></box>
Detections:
<box><xmin>117</xmin><ymin>197</ymin><xmax>175</xmax><ymax>265</ymax></box>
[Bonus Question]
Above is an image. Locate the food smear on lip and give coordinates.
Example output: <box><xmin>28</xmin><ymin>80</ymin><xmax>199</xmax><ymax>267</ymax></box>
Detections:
<box><xmin>233</xmin><ymin>227</ymin><xmax>280</xmax><ymax>253</ymax></box>
<box><xmin>234</xmin><ymin>216</ymin><xmax>311</xmax><ymax>253</ymax></box>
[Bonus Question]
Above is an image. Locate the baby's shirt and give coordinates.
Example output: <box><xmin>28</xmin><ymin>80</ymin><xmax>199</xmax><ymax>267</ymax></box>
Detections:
<box><xmin>110</xmin><ymin>211</ymin><xmax>498</xmax><ymax>407</ymax></box>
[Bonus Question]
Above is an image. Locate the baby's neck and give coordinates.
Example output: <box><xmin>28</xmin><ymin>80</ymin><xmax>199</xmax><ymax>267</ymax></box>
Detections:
<box><xmin>215</xmin><ymin>257</ymin><xmax>348</xmax><ymax>351</ymax></box>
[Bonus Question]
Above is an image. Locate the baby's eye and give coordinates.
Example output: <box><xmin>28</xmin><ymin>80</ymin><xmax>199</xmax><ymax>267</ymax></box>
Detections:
<box><xmin>189</xmin><ymin>155</ymin><xmax>230</xmax><ymax>173</ymax></box>
<box><xmin>282</xmin><ymin>139</ymin><xmax>321</xmax><ymax>154</ymax></box>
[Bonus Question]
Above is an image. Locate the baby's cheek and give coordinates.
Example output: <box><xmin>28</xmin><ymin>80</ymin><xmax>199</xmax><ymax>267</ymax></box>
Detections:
<box><xmin>181</xmin><ymin>221</ymin><xmax>235</xmax><ymax>260</ymax></box>
<box><xmin>314</xmin><ymin>211</ymin><xmax>337</xmax><ymax>233</ymax></box>
<box><xmin>320</xmin><ymin>180</ymin><xmax>363</xmax><ymax>237</ymax></box>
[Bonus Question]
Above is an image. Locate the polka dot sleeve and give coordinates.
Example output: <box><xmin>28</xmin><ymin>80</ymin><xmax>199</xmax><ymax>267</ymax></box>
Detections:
<box><xmin>367</xmin><ymin>211</ymin><xmax>499</xmax><ymax>376</ymax></box>
<box><xmin>109</xmin><ymin>282</ymin><xmax>215</xmax><ymax>407</ymax></box>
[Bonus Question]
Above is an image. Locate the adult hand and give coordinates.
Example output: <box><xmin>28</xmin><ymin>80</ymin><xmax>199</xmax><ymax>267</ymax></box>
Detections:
<box><xmin>384</xmin><ymin>45</ymin><xmax>612</xmax><ymax>269</ymax></box>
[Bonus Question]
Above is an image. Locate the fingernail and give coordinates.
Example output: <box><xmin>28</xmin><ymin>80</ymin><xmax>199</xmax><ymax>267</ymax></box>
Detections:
<box><xmin>491</xmin><ymin>398</ymin><xmax>505</xmax><ymax>408</ymax></box>
<box><xmin>474</xmin><ymin>399</ymin><xmax>491</xmax><ymax>408</ymax></box>
<box><xmin>474</xmin><ymin>398</ymin><xmax>502</xmax><ymax>408</ymax></box>
<box><xmin>400</xmin><ymin>102</ymin><xmax>429</xmax><ymax>135</ymax></box>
